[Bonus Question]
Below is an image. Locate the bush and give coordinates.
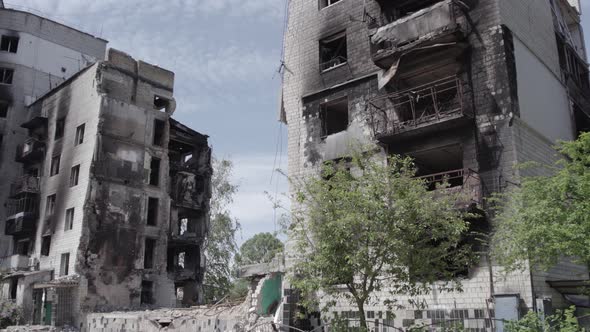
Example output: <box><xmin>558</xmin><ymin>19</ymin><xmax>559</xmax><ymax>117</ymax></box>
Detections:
<box><xmin>0</xmin><ymin>299</ymin><xmax>22</xmax><ymax>328</ymax></box>
<box><xmin>506</xmin><ymin>306</ymin><xmax>584</xmax><ymax>332</ymax></box>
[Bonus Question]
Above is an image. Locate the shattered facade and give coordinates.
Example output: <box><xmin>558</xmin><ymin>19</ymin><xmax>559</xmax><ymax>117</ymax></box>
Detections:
<box><xmin>281</xmin><ymin>0</ymin><xmax>590</xmax><ymax>329</ymax></box>
<box><xmin>0</xmin><ymin>48</ymin><xmax>211</xmax><ymax>328</ymax></box>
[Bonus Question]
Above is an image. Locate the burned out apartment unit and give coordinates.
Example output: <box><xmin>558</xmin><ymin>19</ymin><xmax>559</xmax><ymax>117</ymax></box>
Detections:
<box><xmin>281</xmin><ymin>0</ymin><xmax>590</xmax><ymax>329</ymax></box>
<box><xmin>0</xmin><ymin>48</ymin><xmax>211</xmax><ymax>328</ymax></box>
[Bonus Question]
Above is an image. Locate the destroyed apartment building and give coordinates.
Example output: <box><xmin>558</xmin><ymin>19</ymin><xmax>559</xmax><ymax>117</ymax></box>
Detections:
<box><xmin>280</xmin><ymin>0</ymin><xmax>590</xmax><ymax>329</ymax></box>
<box><xmin>0</xmin><ymin>46</ymin><xmax>212</xmax><ymax>328</ymax></box>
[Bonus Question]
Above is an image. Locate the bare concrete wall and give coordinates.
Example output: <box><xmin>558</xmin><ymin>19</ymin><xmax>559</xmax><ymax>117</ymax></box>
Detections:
<box><xmin>513</xmin><ymin>37</ymin><xmax>574</xmax><ymax>142</ymax></box>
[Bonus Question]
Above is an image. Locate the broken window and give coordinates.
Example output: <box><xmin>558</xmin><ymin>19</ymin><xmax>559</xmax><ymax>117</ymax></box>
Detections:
<box><xmin>410</xmin><ymin>144</ymin><xmax>464</xmax><ymax>190</ymax></box>
<box><xmin>144</xmin><ymin>238</ymin><xmax>156</xmax><ymax>269</ymax></box>
<box><xmin>141</xmin><ymin>280</ymin><xmax>154</xmax><ymax>305</ymax></box>
<box><xmin>153</xmin><ymin>119</ymin><xmax>165</xmax><ymax>146</ymax></box>
<box><xmin>69</xmin><ymin>165</ymin><xmax>80</xmax><ymax>187</ymax></box>
<box><xmin>1</xmin><ymin>36</ymin><xmax>19</xmax><ymax>53</ymax></box>
<box><xmin>64</xmin><ymin>208</ymin><xmax>74</xmax><ymax>231</ymax></box>
<box><xmin>176</xmin><ymin>287</ymin><xmax>184</xmax><ymax>301</ymax></box>
<box><xmin>41</xmin><ymin>236</ymin><xmax>51</xmax><ymax>256</ymax></box>
<box><xmin>149</xmin><ymin>157</ymin><xmax>161</xmax><ymax>186</ymax></box>
<box><xmin>154</xmin><ymin>95</ymin><xmax>170</xmax><ymax>112</ymax></box>
<box><xmin>60</xmin><ymin>253</ymin><xmax>70</xmax><ymax>276</ymax></box>
<box><xmin>0</xmin><ymin>101</ymin><xmax>8</xmax><ymax>118</ymax></box>
<box><xmin>320</xmin><ymin>97</ymin><xmax>349</xmax><ymax>137</ymax></box>
<box><xmin>320</xmin><ymin>32</ymin><xmax>347</xmax><ymax>71</ymax></box>
<box><xmin>50</xmin><ymin>155</ymin><xmax>60</xmax><ymax>176</ymax></box>
<box><xmin>179</xmin><ymin>218</ymin><xmax>188</xmax><ymax>235</ymax></box>
<box><xmin>177</xmin><ymin>252</ymin><xmax>185</xmax><ymax>268</ymax></box>
<box><xmin>147</xmin><ymin>197</ymin><xmax>158</xmax><ymax>226</ymax></box>
<box><xmin>0</xmin><ymin>68</ymin><xmax>14</xmax><ymax>84</ymax></box>
<box><xmin>319</xmin><ymin>0</ymin><xmax>341</xmax><ymax>8</ymax></box>
<box><xmin>14</xmin><ymin>239</ymin><xmax>29</xmax><ymax>256</ymax></box>
<box><xmin>45</xmin><ymin>194</ymin><xmax>56</xmax><ymax>217</ymax></box>
<box><xmin>75</xmin><ymin>124</ymin><xmax>85</xmax><ymax>145</ymax></box>
<box><xmin>54</xmin><ymin>117</ymin><xmax>65</xmax><ymax>140</ymax></box>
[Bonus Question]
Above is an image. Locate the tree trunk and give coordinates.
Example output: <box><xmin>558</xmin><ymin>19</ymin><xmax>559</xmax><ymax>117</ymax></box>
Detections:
<box><xmin>357</xmin><ymin>298</ymin><xmax>368</xmax><ymax>331</ymax></box>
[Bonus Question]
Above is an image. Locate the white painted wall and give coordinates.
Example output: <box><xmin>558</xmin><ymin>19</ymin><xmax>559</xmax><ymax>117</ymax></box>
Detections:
<box><xmin>0</xmin><ymin>30</ymin><xmax>98</xmax><ymax>81</ymax></box>
<box><xmin>514</xmin><ymin>37</ymin><xmax>574</xmax><ymax>142</ymax></box>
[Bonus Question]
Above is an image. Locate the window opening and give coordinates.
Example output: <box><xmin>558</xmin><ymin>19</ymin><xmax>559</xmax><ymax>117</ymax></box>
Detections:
<box><xmin>0</xmin><ymin>101</ymin><xmax>8</xmax><ymax>118</ymax></box>
<box><xmin>65</xmin><ymin>208</ymin><xmax>74</xmax><ymax>231</ymax></box>
<box><xmin>14</xmin><ymin>239</ymin><xmax>29</xmax><ymax>256</ymax></box>
<box><xmin>319</xmin><ymin>32</ymin><xmax>347</xmax><ymax>71</ymax></box>
<box><xmin>147</xmin><ymin>197</ymin><xmax>158</xmax><ymax>226</ymax></box>
<box><xmin>46</xmin><ymin>194</ymin><xmax>56</xmax><ymax>216</ymax></box>
<box><xmin>153</xmin><ymin>119</ymin><xmax>165</xmax><ymax>146</ymax></box>
<box><xmin>144</xmin><ymin>238</ymin><xmax>156</xmax><ymax>269</ymax></box>
<box><xmin>149</xmin><ymin>157</ymin><xmax>161</xmax><ymax>186</ymax></box>
<box><xmin>141</xmin><ymin>280</ymin><xmax>154</xmax><ymax>305</ymax></box>
<box><xmin>70</xmin><ymin>165</ymin><xmax>80</xmax><ymax>187</ymax></box>
<box><xmin>320</xmin><ymin>0</ymin><xmax>342</xmax><ymax>9</ymax></box>
<box><xmin>60</xmin><ymin>253</ymin><xmax>70</xmax><ymax>276</ymax></box>
<box><xmin>50</xmin><ymin>155</ymin><xmax>60</xmax><ymax>176</ymax></box>
<box><xmin>41</xmin><ymin>236</ymin><xmax>51</xmax><ymax>256</ymax></box>
<box><xmin>75</xmin><ymin>124</ymin><xmax>85</xmax><ymax>145</ymax></box>
<box><xmin>320</xmin><ymin>97</ymin><xmax>349</xmax><ymax>137</ymax></box>
<box><xmin>54</xmin><ymin>118</ymin><xmax>65</xmax><ymax>140</ymax></box>
<box><xmin>0</xmin><ymin>68</ymin><xmax>14</xmax><ymax>84</ymax></box>
<box><xmin>1</xmin><ymin>36</ymin><xmax>19</xmax><ymax>53</ymax></box>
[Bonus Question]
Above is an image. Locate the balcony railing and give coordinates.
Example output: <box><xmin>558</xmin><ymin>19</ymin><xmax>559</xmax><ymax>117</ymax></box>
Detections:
<box><xmin>5</xmin><ymin>215</ymin><xmax>37</xmax><ymax>236</ymax></box>
<box><xmin>15</xmin><ymin>138</ymin><xmax>45</xmax><ymax>163</ymax></box>
<box><xmin>368</xmin><ymin>76</ymin><xmax>471</xmax><ymax>142</ymax></box>
<box><xmin>418</xmin><ymin>168</ymin><xmax>482</xmax><ymax>207</ymax></box>
<box><xmin>370</xmin><ymin>0</ymin><xmax>463</xmax><ymax>68</ymax></box>
<box><xmin>10</xmin><ymin>176</ymin><xmax>40</xmax><ymax>198</ymax></box>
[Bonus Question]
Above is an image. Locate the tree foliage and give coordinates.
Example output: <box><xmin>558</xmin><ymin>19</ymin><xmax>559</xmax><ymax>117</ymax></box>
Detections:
<box><xmin>492</xmin><ymin>132</ymin><xmax>590</xmax><ymax>272</ymax></box>
<box><xmin>203</xmin><ymin>158</ymin><xmax>241</xmax><ymax>303</ymax></box>
<box><xmin>236</xmin><ymin>232</ymin><xmax>284</xmax><ymax>266</ymax></box>
<box><xmin>288</xmin><ymin>151</ymin><xmax>477</xmax><ymax>329</ymax></box>
<box><xmin>505</xmin><ymin>306</ymin><xmax>583</xmax><ymax>332</ymax></box>
<box><xmin>0</xmin><ymin>299</ymin><xmax>21</xmax><ymax>329</ymax></box>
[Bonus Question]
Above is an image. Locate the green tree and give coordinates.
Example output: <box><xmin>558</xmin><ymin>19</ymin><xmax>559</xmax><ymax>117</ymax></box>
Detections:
<box><xmin>492</xmin><ymin>132</ymin><xmax>590</xmax><ymax>272</ymax></box>
<box><xmin>0</xmin><ymin>299</ymin><xmax>21</xmax><ymax>329</ymax></box>
<box><xmin>505</xmin><ymin>306</ymin><xmax>583</xmax><ymax>332</ymax></box>
<box><xmin>235</xmin><ymin>232</ymin><xmax>284</xmax><ymax>266</ymax></box>
<box><xmin>203</xmin><ymin>158</ymin><xmax>241</xmax><ymax>303</ymax></box>
<box><xmin>288</xmin><ymin>151</ymin><xmax>476</xmax><ymax>329</ymax></box>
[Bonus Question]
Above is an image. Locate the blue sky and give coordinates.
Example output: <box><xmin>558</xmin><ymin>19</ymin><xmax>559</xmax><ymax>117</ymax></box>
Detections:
<box><xmin>6</xmin><ymin>0</ymin><xmax>590</xmax><ymax>244</ymax></box>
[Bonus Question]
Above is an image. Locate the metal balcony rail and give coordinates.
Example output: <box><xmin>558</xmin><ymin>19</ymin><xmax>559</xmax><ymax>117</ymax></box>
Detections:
<box><xmin>320</xmin><ymin>56</ymin><xmax>348</xmax><ymax>72</ymax></box>
<box><xmin>6</xmin><ymin>197</ymin><xmax>38</xmax><ymax>217</ymax></box>
<box><xmin>417</xmin><ymin>168</ymin><xmax>482</xmax><ymax>206</ymax></box>
<box><xmin>368</xmin><ymin>76</ymin><xmax>465</xmax><ymax>137</ymax></box>
<box><xmin>10</xmin><ymin>175</ymin><xmax>40</xmax><ymax>197</ymax></box>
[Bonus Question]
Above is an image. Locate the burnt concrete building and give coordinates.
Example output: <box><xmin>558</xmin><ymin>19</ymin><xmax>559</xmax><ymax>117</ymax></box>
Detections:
<box><xmin>281</xmin><ymin>0</ymin><xmax>590</xmax><ymax>329</ymax></box>
<box><xmin>0</xmin><ymin>5</ymin><xmax>108</xmax><ymax>260</ymax></box>
<box><xmin>0</xmin><ymin>48</ymin><xmax>211</xmax><ymax>328</ymax></box>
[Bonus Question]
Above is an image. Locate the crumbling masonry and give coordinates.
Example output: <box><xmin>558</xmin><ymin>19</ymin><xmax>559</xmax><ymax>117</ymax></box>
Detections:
<box><xmin>280</xmin><ymin>0</ymin><xmax>590</xmax><ymax>329</ymax></box>
<box><xmin>0</xmin><ymin>47</ymin><xmax>211</xmax><ymax>328</ymax></box>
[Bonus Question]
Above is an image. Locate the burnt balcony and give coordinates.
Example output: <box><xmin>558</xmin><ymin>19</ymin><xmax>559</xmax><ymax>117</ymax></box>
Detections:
<box><xmin>15</xmin><ymin>138</ymin><xmax>45</xmax><ymax>164</ymax></box>
<box><xmin>171</xmin><ymin>173</ymin><xmax>210</xmax><ymax>210</ymax></box>
<box><xmin>368</xmin><ymin>76</ymin><xmax>472</xmax><ymax>144</ymax></box>
<box><xmin>370</xmin><ymin>0</ymin><xmax>466</xmax><ymax>69</ymax></box>
<box><xmin>418</xmin><ymin>168</ymin><xmax>482</xmax><ymax>208</ymax></box>
<box><xmin>10</xmin><ymin>176</ymin><xmax>40</xmax><ymax>198</ymax></box>
<box><xmin>169</xmin><ymin>232</ymin><xmax>205</xmax><ymax>248</ymax></box>
<box><xmin>5</xmin><ymin>197</ymin><xmax>38</xmax><ymax>236</ymax></box>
